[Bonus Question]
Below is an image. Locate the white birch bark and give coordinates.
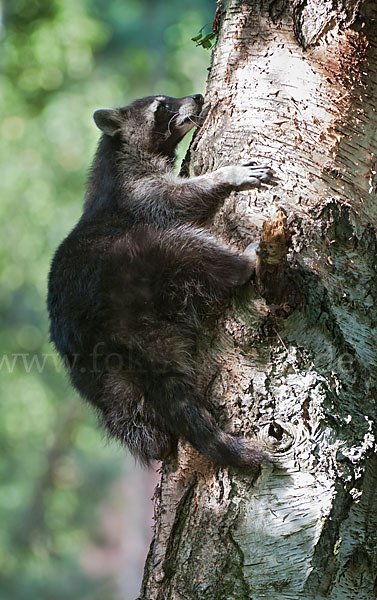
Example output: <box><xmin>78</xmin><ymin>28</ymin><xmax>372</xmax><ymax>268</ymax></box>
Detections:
<box><xmin>138</xmin><ymin>1</ymin><xmax>377</xmax><ymax>598</ymax></box>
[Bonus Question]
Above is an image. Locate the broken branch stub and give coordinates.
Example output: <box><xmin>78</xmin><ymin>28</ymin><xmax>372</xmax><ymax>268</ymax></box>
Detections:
<box><xmin>256</xmin><ymin>209</ymin><xmax>301</xmax><ymax>317</ymax></box>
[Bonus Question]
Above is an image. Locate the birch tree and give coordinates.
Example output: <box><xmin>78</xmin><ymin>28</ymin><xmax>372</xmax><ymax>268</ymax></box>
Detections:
<box><xmin>138</xmin><ymin>1</ymin><xmax>377</xmax><ymax>598</ymax></box>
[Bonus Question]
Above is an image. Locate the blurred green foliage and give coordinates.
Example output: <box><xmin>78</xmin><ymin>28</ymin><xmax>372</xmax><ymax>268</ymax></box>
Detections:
<box><xmin>0</xmin><ymin>0</ymin><xmax>213</xmax><ymax>597</ymax></box>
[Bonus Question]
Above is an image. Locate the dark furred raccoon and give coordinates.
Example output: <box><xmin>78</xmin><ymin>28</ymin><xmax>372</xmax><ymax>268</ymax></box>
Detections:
<box><xmin>47</xmin><ymin>93</ymin><xmax>276</xmax><ymax>469</ymax></box>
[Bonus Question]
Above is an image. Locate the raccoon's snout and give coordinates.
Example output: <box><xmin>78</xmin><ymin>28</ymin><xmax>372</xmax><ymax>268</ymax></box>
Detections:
<box><xmin>176</xmin><ymin>95</ymin><xmax>204</xmax><ymax>128</ymax></box>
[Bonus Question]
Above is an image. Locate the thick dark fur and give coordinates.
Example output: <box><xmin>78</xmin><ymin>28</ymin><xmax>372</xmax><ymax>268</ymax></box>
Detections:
<box><xmin>48</xmin><ymin>94</ymin><xmax>275</xmax><ymax>468</ymax></box>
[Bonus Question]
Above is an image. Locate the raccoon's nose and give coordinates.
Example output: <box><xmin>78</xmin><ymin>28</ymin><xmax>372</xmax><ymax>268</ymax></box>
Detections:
<box><xmin>191</xmin><ymin>94</ymin><xmax>204</xmax><ymax>105</ymax></box>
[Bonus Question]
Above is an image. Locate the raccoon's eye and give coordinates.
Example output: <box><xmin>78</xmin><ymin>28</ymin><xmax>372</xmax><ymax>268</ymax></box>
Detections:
<box><xmin>156</xmin><ymin>103</ymin><xmax>168</xmax><ymax>112</ymax></box>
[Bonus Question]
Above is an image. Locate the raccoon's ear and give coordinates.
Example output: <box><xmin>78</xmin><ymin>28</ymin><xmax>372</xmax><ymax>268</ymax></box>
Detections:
<box><xmin>93</xmin><ymin>109</ymin><xmax>121</xmax><ymax>136</ymax></box>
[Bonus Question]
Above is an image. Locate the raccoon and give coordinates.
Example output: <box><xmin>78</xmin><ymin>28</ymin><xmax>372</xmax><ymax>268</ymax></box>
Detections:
<box><xmin>47</xmin><ymin>94</ymin><xmax>276</xmax><ymax>469</ymax></box>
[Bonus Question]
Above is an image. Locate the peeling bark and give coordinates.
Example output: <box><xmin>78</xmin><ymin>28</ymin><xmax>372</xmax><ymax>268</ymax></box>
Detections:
<box><xmin>138</xmin><ymin>1</ymin><xmax>377</xmax><ymax>598</ymax></box>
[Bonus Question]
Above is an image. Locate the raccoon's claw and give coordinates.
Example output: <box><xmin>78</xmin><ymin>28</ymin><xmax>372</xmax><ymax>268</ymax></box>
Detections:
<box><xmin>242</xmin><ymin>162</ymin><xmax>278</xmax><ymax>187</ymax></box>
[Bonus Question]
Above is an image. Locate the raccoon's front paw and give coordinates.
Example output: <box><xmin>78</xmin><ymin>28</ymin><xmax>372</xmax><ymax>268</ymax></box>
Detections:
<box><xmin>218</xmin><ymin>164</ymin><xmax>277</xmax><ymax>190</ymax></box>
<box><xmin>197</xmin><ymin>103</ymin><xmax>211</xmax><ymax>125</ymax></box>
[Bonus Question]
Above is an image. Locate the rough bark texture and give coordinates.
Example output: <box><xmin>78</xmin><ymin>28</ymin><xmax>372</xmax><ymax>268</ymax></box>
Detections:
<box><xmin>138</xmin><ymin>1</ymin><xmax>377</xmax><ymax>598</ymax></box>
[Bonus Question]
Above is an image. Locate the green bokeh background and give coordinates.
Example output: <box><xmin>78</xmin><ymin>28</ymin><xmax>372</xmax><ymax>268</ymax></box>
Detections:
<box><xmin>0</xmin><ymin>1</ymin><xmax>213</xmax><ymax>597</ymax></box>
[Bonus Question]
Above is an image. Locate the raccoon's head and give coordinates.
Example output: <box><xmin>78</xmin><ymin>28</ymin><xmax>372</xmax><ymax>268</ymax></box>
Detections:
<box><xmin>93</xmin><ymin>94</ymin><xmax>205</xmax><ymax>157</ymax></box>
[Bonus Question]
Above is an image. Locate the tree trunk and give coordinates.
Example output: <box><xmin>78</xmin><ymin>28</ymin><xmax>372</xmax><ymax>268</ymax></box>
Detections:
<box><xmin>138</xmin><ymin>1</ymin><xmax>377</xmax><ymax>598</ymax></box>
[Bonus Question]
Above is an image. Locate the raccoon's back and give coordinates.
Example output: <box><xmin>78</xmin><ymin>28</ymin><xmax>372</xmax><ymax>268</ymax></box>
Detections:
<box><xmin>47</xmin><ymin>220</ymin><xmax>123</xmax><ymax>359</ymax></box>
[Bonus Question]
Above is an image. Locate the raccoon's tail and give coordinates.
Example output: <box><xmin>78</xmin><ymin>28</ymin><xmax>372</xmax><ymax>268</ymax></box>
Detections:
<box><xmin>146</xmin><ymin>377</ymin><xmax>270</xmax><ymax>469</ymax></box>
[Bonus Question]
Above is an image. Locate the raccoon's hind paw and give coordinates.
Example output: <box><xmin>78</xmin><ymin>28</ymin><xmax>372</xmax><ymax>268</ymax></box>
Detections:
<box><xmin>235</xmin><ymin>437</ymin><xmax>274</xmax><ymax>471</ymax></box>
